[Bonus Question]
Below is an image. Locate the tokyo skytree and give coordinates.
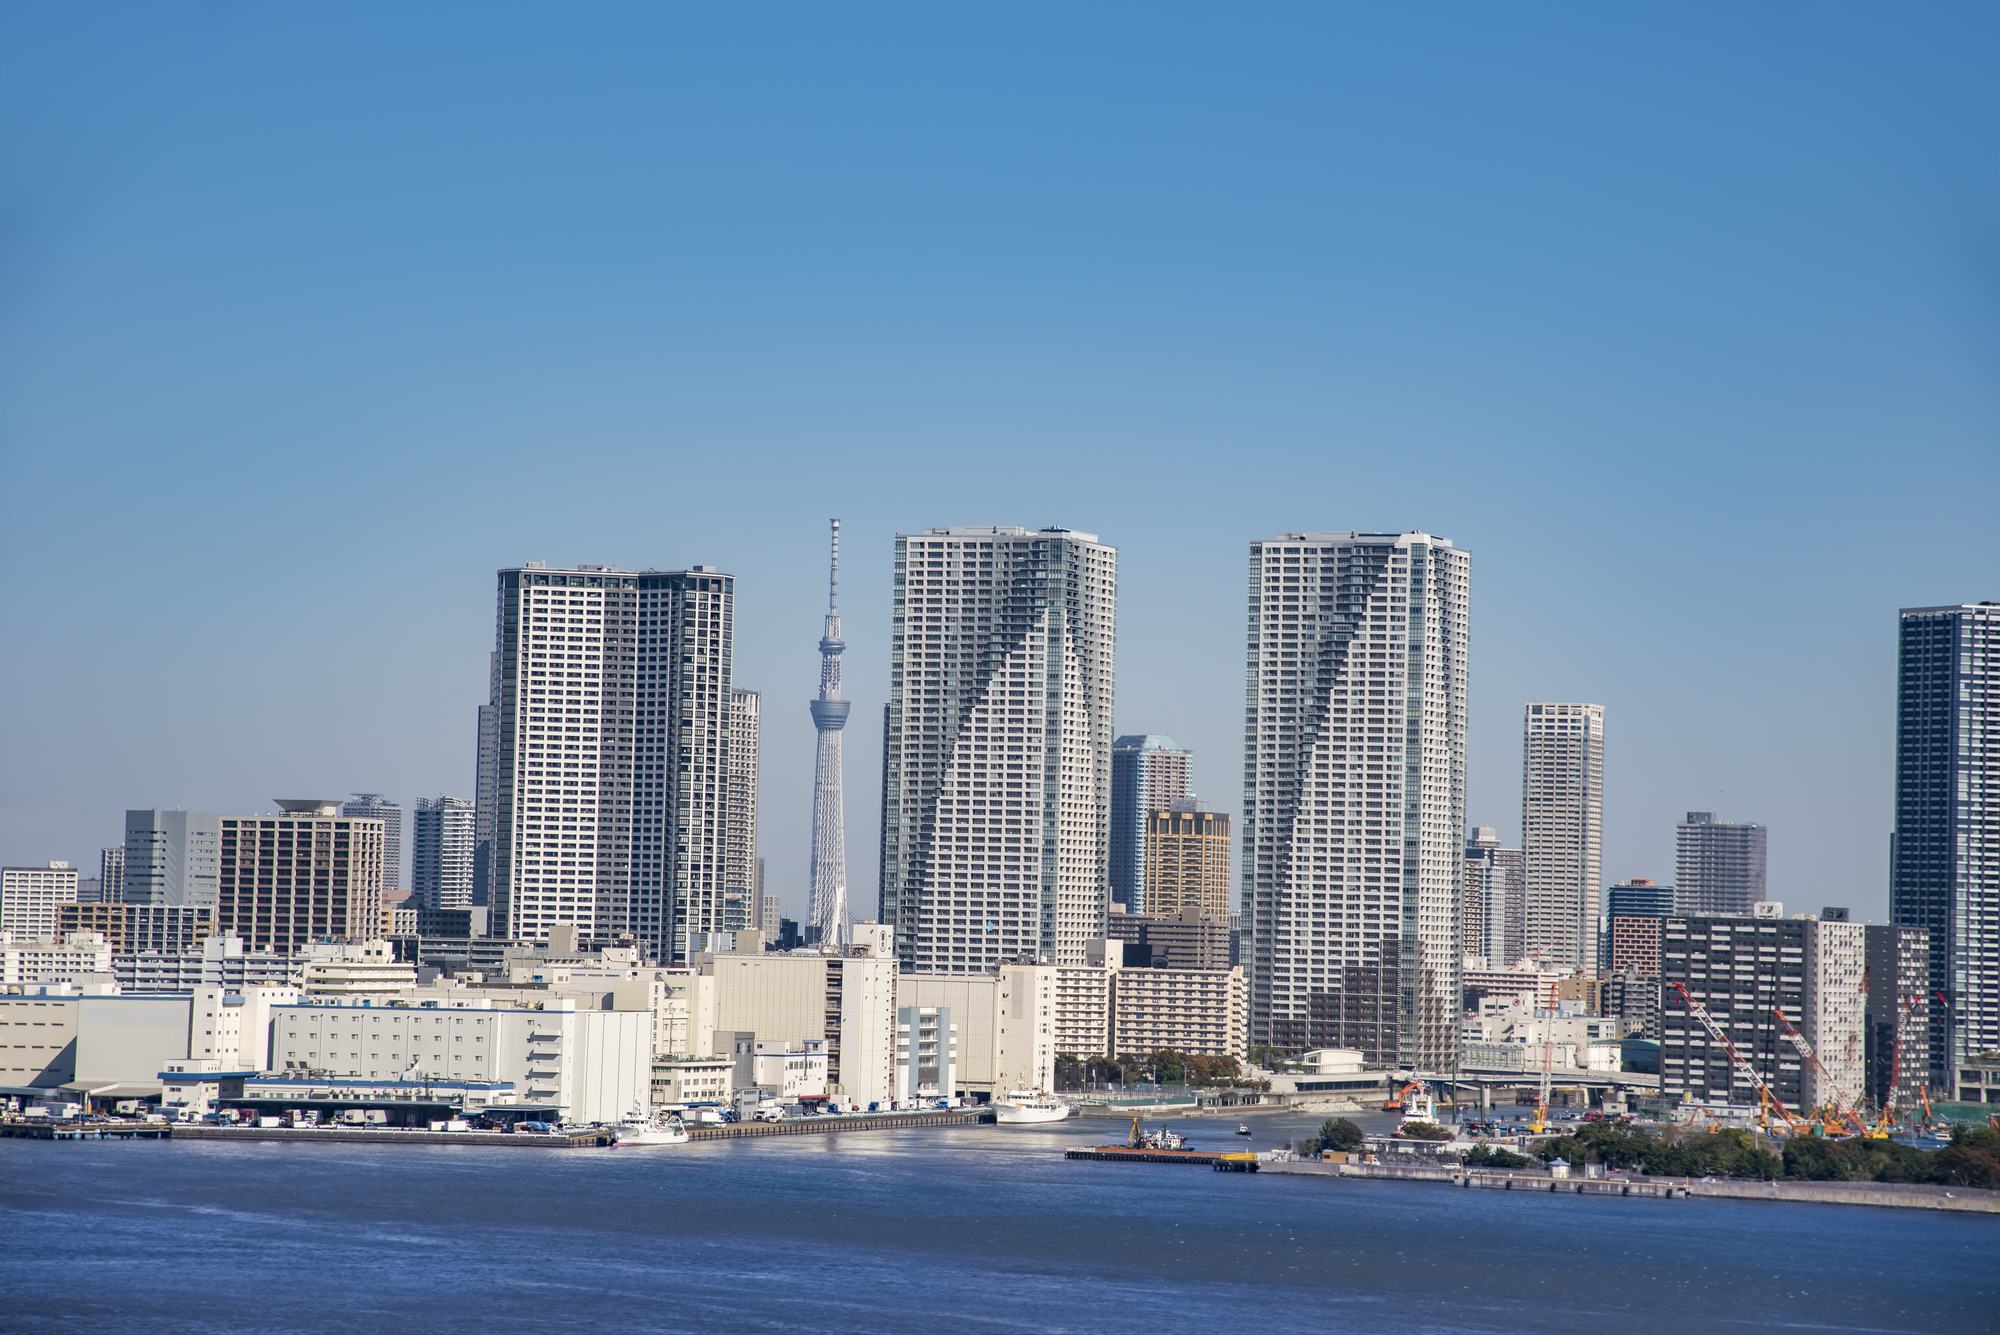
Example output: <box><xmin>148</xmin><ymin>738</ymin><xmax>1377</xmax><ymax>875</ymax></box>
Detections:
<box><xmin>808</xmin><ymin>519</ymin><xmax>850</xmax><ymax>945</ymax></box>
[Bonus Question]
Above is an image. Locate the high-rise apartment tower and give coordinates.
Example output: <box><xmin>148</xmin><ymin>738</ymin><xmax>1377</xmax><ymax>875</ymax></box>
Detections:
<box><xmin>809</xmin><ymin>520</ymin><xmax>850</xmax><ymax>946</ymax></box>
<box><xmin>123</xmin><ymin>810</ymin><xmax>222</xmax><ymax>909</ymax></box>
<box><xmin>1462</xmin><ymin>826</ymin><xmax>1524</xmax><ymax>965</ymax></box>
<box><xmin>1890</xmin><ymin>602</ymin><xmax>1998</xmax><ymax>1086</ymax></box>
<box><xmin>412</xmin><ymin>796</ymin><xmax>477</xmax><ymax>912</ymax></box>
<box><xmin>1110</xmin><ymin>735</ymin><xmax>1191</xmax><ymax>913</ymax></box>
<box><xmin>474</xmin><ymin>652</ymin><xmax>501</xmax><ymax>907</ymax></box>
<box><xmin>217</xmin><ymin>800</ymin><xmax>385</xmax><ymax>951</ymax></box>
<box><xmin>879</xmin><ymin>526</ymin><xmax>1117</xmax><ymax>972</ymax></box>
<box><xmin>727</xmin><ymin>688</ymin><xmax>761</xmax><ymax>918</ymax></box>
<box><xmin>1142</xmin><ymin>797</ymin><xmax>1230</xmax><ymax>917</ymax></box>
<box><xmin>487</xmin><ymin>562</ymin><xmax>738</xmax><ymax>961</ymax></box>
<box><xmin>1521</xmin><ymin>703</ymin><xmax>1604</xmax><ymax>971</ymax></box>
<box><xmin>342</xmin><ymin>795</ymin><xmax>403</xmax><ymax>901</ymax></box>
<box><xmin>1674</xmin><ymin>812</ymin><xmax>1767</xmax><ymax>916</ymax></box>
<box><xmin>1241</xmin><ymin>531</ymin><xmax>1470</xmax><ymax>1069</ymax></box>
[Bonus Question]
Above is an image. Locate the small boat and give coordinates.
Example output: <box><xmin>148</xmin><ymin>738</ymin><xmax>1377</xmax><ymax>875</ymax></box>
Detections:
<box><xmin>612</xmin><ymin>1112</ymin><xmax>690</xmax><ymax>1146</ymax></box>
<box><xmin>995</xmin><ymin>1090</ymin><xmax>1071</xmax><ymax>1125</ymax></box>
<box><xmin>1235</xmin><ymin>1124</ymin><xmax>1252</xmax><ymax>1136</ymax></box>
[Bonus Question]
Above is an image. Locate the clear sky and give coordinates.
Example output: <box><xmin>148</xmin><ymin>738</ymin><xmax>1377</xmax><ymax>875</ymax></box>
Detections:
<box><xmin>3</xmin><ymin>4</ymin><xmax>1995</xmax><ymax>926</ymax></box>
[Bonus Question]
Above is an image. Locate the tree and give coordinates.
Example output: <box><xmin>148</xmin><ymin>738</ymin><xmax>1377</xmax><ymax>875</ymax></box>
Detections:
<box><xmin>1319</xmin><ymin>1117</ymin><xmax>1364</xmax><ymax>1151</ymax></box>
<box><xmin>1464</xmin><ymin>1143</ymin><xmax>1531</xmax><ymax>1168</ymax></box>
<box><xmin>1054</xmin><ymin>1053</ymin><xmax>1084</xmax><ymax>1090</ymax></box>
<box><xmin>1397</xmin><ymin>1121</ymin><xmax>1453</xmax><ymax>1141</ymax></box>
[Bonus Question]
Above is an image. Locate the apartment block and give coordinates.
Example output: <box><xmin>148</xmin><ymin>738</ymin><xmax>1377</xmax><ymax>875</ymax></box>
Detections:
<box><xmin>1521</xmin><ymin>703</ymin><xmax>1604</xmax><ymax>971</ymax></box>
<box><xmin>1</xmin><ymin>930</ymin><xmax>112</xmax><ymax>987</ymax></box>
<box><xmin>1864</xmin><ymin>923</ymin><xmax>1930</xmax><ymax>1110</ymax></box>
<box><xmin>1104</xmin><ymin>904</ymin><xmax>1232</xmax><ymax>971</ymax></box>
<box><xmin>1659</xmin><ymin>913</ymin><xmax>1806</xmax><ymax>1109</ymax></box>
<box><xmin>1802</xmin><ymin>917</ymin><xmax>1866</xmax><ymax>1111</ymax></box>
<box><xmin>216</xmin><ymin>801</ymin><xmax>386</xmax><ymax>952</ymax></box>
<box><xmin>1110</xmin><ymin>735</ymin><xmax>1190</xmax><ymax>913</ymax></box>
<box><xmin>1462</xmin><ymin>827</ymin><xmax>1524</xmax><ymax>965</ymax></box>
<box><xmin>725</xmin><ymin>688</ymin><xmax>761</xmax><ymax>905</ymax></box>
<box><xmin>879</xmin><ymin>527</ymin><xmax>1118</xmax><ymax>972</ymax></box>
<box><xmin>1891</xmin><ymin>602</ymin><xmax>1999</xmax><ymax>1085</ymax></box>
<box><xmin>412</xmin><ymin>796</ymin><xmax>476</xmax><ymax>912</ymax></box>
<box><xmin>1142</xmin><ymin>797</ymin><xmax>1229</xmax><ymax>918</ymax></box>
<box><xmin>1</xmin><ymin>863</ymin><xmax>79</xmax><ymax>939</ymax></box>
<box><xmin>1603</xmin><ymin>878</ymin><xmax>1674</xmax><ymax>972</ymax></box>
<box><xmin>1675</xmin><ymin>813</ymin><xmax>1767</xmax><ymax>916</ymax></box>
<box><xmin>1241</xmin><ymin>532</ymin><xmax>1470</xmax><ymax>1069</ymax></box>
<box><xmin>97</xmin><ymin>846</ymin><xmax>125</xmax><ymax>903</ymax></box>
<box><xmin>113</xmin><ymin>932</ymin><xmax>301</xmax><ymax>993</ymax></box>
<box><xmin>342</xmin><ymin>795</ymin><xmax>404</xmax><ymax>901</ymax></box>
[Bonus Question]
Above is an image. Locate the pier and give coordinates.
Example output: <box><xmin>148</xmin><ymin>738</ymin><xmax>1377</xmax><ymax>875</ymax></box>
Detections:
<box><xmin>1</xmin><ymin>1121</ymin><xmax>173</xmax><ymax>1142</ymax></box>
<box><xmin>1066</xmin><ymin>1146</ymin><xmax>1260</xmax><ymax>1170</ymax></box>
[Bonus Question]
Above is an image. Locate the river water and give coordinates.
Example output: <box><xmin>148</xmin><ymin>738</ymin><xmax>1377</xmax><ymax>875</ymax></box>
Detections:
<box><xmin>2</xmin><ymin>1107</ymin><xmax>1989</xmax><ymax>1333</ymax></box>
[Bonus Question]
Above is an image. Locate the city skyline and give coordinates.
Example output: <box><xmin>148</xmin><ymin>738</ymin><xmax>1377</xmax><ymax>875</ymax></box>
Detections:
<box><xmin>5</xmin><ymin>10</ymin><xmax>1998</xmax><ymax>932</ymax></box>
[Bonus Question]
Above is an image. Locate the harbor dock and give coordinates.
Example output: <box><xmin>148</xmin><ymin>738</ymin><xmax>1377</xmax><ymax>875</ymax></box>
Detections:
<box><xmin>1065</xmin><ymin>1146</ymin><xmax>1260</xmax><ymax>1170</ymax></box>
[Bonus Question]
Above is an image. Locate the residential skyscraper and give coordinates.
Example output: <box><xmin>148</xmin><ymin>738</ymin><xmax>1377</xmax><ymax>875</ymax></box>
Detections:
<box><xmin>0</xmin><ymin>863</ymin><xmax>78</xmax><ymax>938</ymax></box>
<box><xmin>488</xmin><ymin>562</ymin><xmax>736</xmax><ymax>962</ymax></box>
<box><xmin>98</xmin><ymin>846</ymin><xmax>125</xmax><ymax>903</ymax></box>
<box><xmin>412</xmin><ymin>796</ymin><xmax>477</xmax><ymax>912</ymax></box>
<box><xmin>809</xmin><ymin>520</ymin><xmax>850</xmax><ymax>946</ymax></box>
<box><xmin>1891</xmin><ymin>602</ymin><xmax>1998</xmax><ymax>1086</ymax></box>
<box><xmin>879</xmin><ymin>526</ymin><xmax>1117</xmax><ymax>972</ymax></box>
<box><xmin>1674</xmin><ymin>812</ymin><xmax>1767</xmax><ymax>916</ymax></box>
<box><xmin>1602</xmin><ymin>876</ymin><xmax>1674</xmax><ymax>970</ymax></box>
<box><xmin>1241</xmin><ymin>531</ymin><xmax>1470</xmax><ymax>1069</ymax></box>
<box><xmin>342</xmin><ymin>795</ymin><xmax>403</xmax><ymax>901</ymax></box>
<box><xmin>727</xmin><ymin>687</ymin><xmax>761</xmax><ymax>909</ymax></box>
<box><xmin>1110</xmin><ymin>735</ymin><xmax>1191</xmax><ymax>913</ymax></box>
<box><xmin>1462</xmin><ymin>826</ymin><xmax>1524</xmax><ymax>965</ymax></box>
<box><xmin>123</xmin><ymin>810</ymin><xmax>222</xmax><ymax>909</ymax></box>
<box><xmin>474</xmin><ymin>651</ymin><xmax>501</xmax><ymax>908</ymax></box>
<box><xmin>1864</xmin><ymin>923</ymin><xmax>1930</xmax><ymax>1110</ymax></box>
<box><xmin>1142</xmin><ymin>797</ymin><xmax>1230</xmax><ymax>917</ymax></box>
<box><xmin>216</xmin><ymin>800</ymin><xmax>385</xmax><ymax>951</ymax></box>
<box><xmin>1521</xmin><ymin>703</ymin><xmax>1604</xmax><ymax>971</ymax></box>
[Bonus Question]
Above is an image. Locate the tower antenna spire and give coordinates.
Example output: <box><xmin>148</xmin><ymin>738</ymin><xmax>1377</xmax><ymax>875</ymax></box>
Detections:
<box><xmin>808</xmin><ymin>518</ymin><xmax>850</xmax><ymax>947</ymax></box>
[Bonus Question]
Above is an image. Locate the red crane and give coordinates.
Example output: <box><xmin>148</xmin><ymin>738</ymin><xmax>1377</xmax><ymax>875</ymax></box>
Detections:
<box><xmin>1670</xmin><ymin>982</ymin><xmax>1806</xmax><ymax>1136</ymax></box>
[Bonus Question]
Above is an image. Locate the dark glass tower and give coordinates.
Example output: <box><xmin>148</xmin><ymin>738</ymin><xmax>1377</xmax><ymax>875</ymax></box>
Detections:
<box><xmin>1890</xmin><ymin>603</ymin><xmax>1998</xmax><ymax>1088</ymax></box>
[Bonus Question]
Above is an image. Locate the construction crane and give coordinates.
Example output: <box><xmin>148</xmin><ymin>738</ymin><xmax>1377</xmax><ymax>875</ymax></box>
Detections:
<box><xmin>1670</xmin><ymin>982</ymin><xmax>1807</xmax><ymax>1137</ymax></box>
<box><xmin>1529</xmin><ymin>1038</ymin><xmax>1555</xmax><ymax>1134</ymax></box>
<box><xmin>1868</xmin><ymin>993</ymin><xmax>1923</xmax><ymax>1137</ymax></box>
<box><xmin>1772</xmin><ymin>1008</ymin><xmax>1868</xmax><ymax>1137</ymax></box>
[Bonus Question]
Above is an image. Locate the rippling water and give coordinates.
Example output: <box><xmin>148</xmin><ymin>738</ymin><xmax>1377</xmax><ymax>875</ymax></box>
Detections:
<box><xmin>2</xmin><ymin>1108</ymin><xmax>1989</xmax><ymax>1334</ymax></box>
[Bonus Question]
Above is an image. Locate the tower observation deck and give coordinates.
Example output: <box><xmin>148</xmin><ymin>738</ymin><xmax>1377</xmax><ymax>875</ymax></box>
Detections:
<box><xmin>809</xmin><ymin>519</ymin><xmax>849</xmax><ymax>944</ymax></box>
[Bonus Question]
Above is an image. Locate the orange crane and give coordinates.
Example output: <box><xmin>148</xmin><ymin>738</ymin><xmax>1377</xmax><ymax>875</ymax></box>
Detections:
<box><xmin>1866</xmin><ymin>993</ymin><xmax>1921</xmax><ymax>1137</ymax></box>
<box><xmin>1670</xmin><ymin>982</ymin><xmax>1807</xmax><ymax>1137</ymax></box>
<box><xmin>1529</xmin><ymin>1038</ymin><xmax>1555</xmax><ymax>1134</ymax></box>
<box><xmin>1771</xmin><ymin>1009</ymin><xmax>1868</xmax><ymax>1137</ymax></box>
<box><xmin>1382</xmin><ymin>1079</ymin><xmax>1422</xmax><ymax>1112</ymax></box>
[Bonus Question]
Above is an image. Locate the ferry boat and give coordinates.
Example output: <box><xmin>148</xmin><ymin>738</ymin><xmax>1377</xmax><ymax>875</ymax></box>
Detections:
<box><xmin>994</xmin><ymin>1090</ymin><xmax>1071</xmax><ymax>1125</ymax></box>
<box><xmin>1235</xmin><ymin>1124</ymin><xmax>1253</xmax><ymax>1136</ymax></box>
<box><xmin>612</xmin><ymin>1112</ymin><xmax>691</xmax><ymax>1146</ymax></box>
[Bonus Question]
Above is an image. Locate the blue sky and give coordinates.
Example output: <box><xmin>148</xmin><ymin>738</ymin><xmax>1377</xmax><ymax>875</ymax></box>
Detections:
<box><xmin>3</xmin><ymin>4</ymin><xmax>1996</xmax><ymax>925</ymax></box>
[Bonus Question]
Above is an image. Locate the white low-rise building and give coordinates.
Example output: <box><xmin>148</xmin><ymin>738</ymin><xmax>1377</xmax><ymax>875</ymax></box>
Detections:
<box><xmin>189</xmin><ymin>984</ymin><xmax>300</xmax><ymax>1070</ymax></box>
<box><xmin>2</xmin><ymin>930</ymin><xmax>113</xmax><ymax>986</ymax></box>
<box><xmin>115</xmin><ymin>932</ymin><xmax>300</xmax><ymax>993</ymax></box>
<box><xmin>302</xmin><ymin>940</ymin><xmax>416</xmax><ymax>995</ymax></box>
<box><xmin>898</xmin><ymin>964</ymin><xmax>1057</xmax><ymax>1097</ymax></box>
<box><xmin>650</xmin><ymin>1053</ymin><xmax>735</xmax><ymax>1105</ymax></box>
<box><xmin>270</xmin><ymin>994</ymin><xmax>649</xmax><ymax>1124</ymax></box>
<box><xmin>705</xmin><ymin>935</ymin><xmax>897</xmax><ymax>1104</ymax></box>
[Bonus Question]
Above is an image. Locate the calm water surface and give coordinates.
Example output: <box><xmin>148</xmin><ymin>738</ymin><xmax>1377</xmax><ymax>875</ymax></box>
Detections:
<box><xmin>2</xmin><ymin>1108</ymin><xmax>1989</xmax><ymax>1334</ymax></box>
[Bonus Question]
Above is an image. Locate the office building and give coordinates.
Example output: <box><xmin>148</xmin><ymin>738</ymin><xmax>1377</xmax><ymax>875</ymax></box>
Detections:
<box><xmin>98</xmin><ymin>846</ymin><xmax>125</xmax><ymax>903</ymax></box>
<box><xmin>703</xmin><ymin>924</ymin><xmax>899</xmax><ymax>1104</ymax></box>
<box><xmin>57</xmin><ymin>904</ymin><xmax>210</xmax><ymax>955</ymax></box>
<box><xmin>271</xmin><ymin>994</ymin><xmax>650</xmax><ymax>1123</ymax></box>
<box><xmin>879</xmin><ymin>526</ymin><xmax>1118</xmax><ymax>972</ymax></box>
<box><xmin>1891</xmin><ymin>602</ymin><xmax>1999</xmax><ymax>1086</ymax></box>
<box><xmin>1675</xmin><ymin>812</ymin><xmax>1767</xmax><ymax>916</ymax></box>
<box><xmin>1142</xmin><ymin>797</ymin><xmax>1229</xmax><ymax>918</ymax></box>
<box><xmin>1462</xmin><ymin>827</ymin><xmax>1524</xmax><ymax>965</ymax></box>
<box><xmin>1602</xmin><ymin>877</ymin><xmax>1674</xmax><ymax>971</ymax></box>
<box><xmin>1</xmin><ymin>930</ymin><xmax>113</xmax><ymax>987</ymax></box>
<box><xmin>342</xmin><ymin>795</ymin><xmax>404</xmax><ymax>901</ymax></box>
<box><xmin>1110</xmin><ymin>735</ymin><xmax>1191</xmax><ymax>912</ymax></box>
<box><xmin>1522</xmin><ymin>703</ymin><xmax>1604</xmax><ymax>971</ymax></box>
<box><xmin>1240</xmin><ymin>531</ymin><xmax>1470</xmax><ymax>1069</ymax></box>
<box><xmin>809</xmin><ymin>520</ymin><xmax>850</xmax><ymax>946</ymax></box>
<box><xmin>1</xmin><ymin>863</ymin><xmax>79</xmax><ymax>939</ymax></box>
<box><xmin>474</xmin><ymin>651</ymin><xmax>501</xmax><ymax>908</ymax></box>
<box><xmin>123</xmin><ymin>810</ymin><xmax>222</xmax><ymax>909</ymax></box>
<box><xmin>215</xmin><ymin>801</ymin><xmax>386</xmax><ymax>952</ymax></box>
<box><xmin>488</xmin><ymin>562</ymin><xmax>740</xmax><ymax>962</ymax></box>
<box><xmin>727</xmin><ymin>688</ymin><xmax>761</xmax><ymax>917</ymax></box>
<box><xmin>898</xmin><ymin>965</ymin><xmax>1058</xmax><ymax>1098</ymax></box>
<box><xmin>412</xmin><ymin>796</ymin><xmax>476</xmax><ymax>912</ymax></box>
<box><xmin>1863</xmin><ymin>923</ymin><xmax>1930</xmax><ymax>1111</ymax></box>
<box><xmin>1460</xmin><ymin>957</ymin><xmax>1568</xmax><ymax>1013</ymax></box>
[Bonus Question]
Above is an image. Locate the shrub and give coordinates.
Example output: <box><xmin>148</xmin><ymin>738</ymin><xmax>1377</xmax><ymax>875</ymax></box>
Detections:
<box><xmin>1464</xmin><ymin>1143</ymin><xmax>1531</xmax><ymax>1168</ymax></box>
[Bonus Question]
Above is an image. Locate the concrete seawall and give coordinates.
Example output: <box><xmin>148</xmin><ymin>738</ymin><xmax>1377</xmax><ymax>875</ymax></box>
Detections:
<box><xmin>1260</xmin><ymin>1160</ymin><xmax>2000</xmax><ymax>1214</ymax></box>
<box><xmin>167</xmin><ymin>1109</ymin><xmax>994</xmax><ymax>1149</ymax></box>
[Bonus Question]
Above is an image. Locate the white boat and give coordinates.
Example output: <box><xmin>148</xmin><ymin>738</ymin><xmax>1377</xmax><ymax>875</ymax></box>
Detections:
<box><xmin>994</xmin><ymin>1090</ymin><xmax>1071</xmax><ymax>1125</ymax></box>
<box><xmin>1400</xmin><ymin>1088</ymin><xmax>1442</xmax><ymax>1133</ymax></box>
<box><xmin>612</xmin><ymin>1112</ymin><xmax>690</xmax><ymax>1146</ymax></box>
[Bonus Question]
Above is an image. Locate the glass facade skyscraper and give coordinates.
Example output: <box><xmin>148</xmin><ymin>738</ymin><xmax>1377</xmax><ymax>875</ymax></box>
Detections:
<box><xmin>1110</xmin><ymin>734</ymin><xmax>1190</xmax><ymax>913</ymax></box>
<box><xmin>1891</xmin><ymin>602</ymin><xmax>1998</xmax><ymax>1086</ymax></box>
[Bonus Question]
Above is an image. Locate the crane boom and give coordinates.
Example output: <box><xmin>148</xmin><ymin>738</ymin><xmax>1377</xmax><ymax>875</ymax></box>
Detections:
<box><xmin>1671</xmin><ymin>982</ymin><xmax>1806</xmax><ymax>1135</ymax></box>
<box><xmin>1773</xmin><ymin>1008</ymin><xmax>1867</xmax><ymax>1136</ymax></box>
